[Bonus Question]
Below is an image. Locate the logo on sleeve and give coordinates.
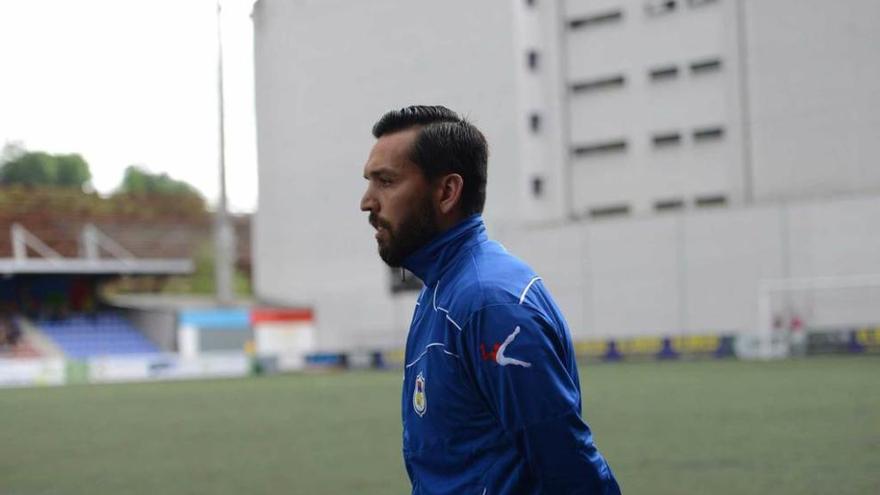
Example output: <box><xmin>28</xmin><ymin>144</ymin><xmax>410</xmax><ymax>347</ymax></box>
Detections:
<box><xmin>413</xmin><ymin>372</ymin><xmax>427</xmax><ymax>417</ymax></box>
<box><xmin>481</xmin><ymin>326</ymin><xmax>532</xmax><ymax>368</ymax></box>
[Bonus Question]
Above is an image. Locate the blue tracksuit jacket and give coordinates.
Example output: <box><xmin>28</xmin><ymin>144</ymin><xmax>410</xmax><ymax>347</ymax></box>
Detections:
<box><xmin>400</xmin><ymin>215</ymin><xmax>620</xmax><ymax>495</ymax></box>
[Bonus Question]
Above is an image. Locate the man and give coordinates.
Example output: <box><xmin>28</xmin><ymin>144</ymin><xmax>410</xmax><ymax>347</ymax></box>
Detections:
<box><xmin>360</xmin><ymin>105</ymin><xmax>620</xmax><ymax>494</ymax></box>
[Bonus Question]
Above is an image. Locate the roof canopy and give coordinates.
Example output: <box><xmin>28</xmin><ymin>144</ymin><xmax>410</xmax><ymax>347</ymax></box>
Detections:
<box><xmin>1</xmin><ymin>223</ymin><xmax>193</xmax><ymax>276</ymax></box>
<box><xmin>0</xmin><ymin>258</ymin><xmax>193</xmax><ymax>275</ymax></box>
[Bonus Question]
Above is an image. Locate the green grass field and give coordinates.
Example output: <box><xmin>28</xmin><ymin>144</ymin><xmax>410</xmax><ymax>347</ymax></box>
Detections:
<box><xmin>1</xmin><ymin>356</ymin><xmax>878</xmax><ymax>495</ymax></box>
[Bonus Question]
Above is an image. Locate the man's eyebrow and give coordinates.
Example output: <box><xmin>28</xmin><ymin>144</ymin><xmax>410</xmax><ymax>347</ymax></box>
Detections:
<box><xmin>364</xmin><ymin>169</ymin><xmax>397</xmax><ymax>179</ymax></box>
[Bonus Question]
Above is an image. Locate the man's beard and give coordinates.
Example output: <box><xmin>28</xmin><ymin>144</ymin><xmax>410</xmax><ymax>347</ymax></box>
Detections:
<box><xmin>370</xmin><ymin>197</ymin><xmax>439</xmax><ymax>268</ymax></box>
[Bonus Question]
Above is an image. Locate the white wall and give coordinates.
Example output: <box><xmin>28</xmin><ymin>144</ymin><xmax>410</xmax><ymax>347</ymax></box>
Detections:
<box><xmin>253</xmin><ymin>0</ymin><xmax>880</xmax><ymax>351</ymax></box>
<box><xmin>746</xmin><ymin>0</ymin><xmax>880</xmax><ymax>200</ymax></box>
<box><xmin>124</xmin><ymin>308</ymin><xmax>177</xmax><ymax>351</ymax></box>
<box><xmin>503</xmin><ymin>195</ymin><xmax>880</xmax><ymax>339</ymax></box>
<box><xmin>560</xmin><ymin>0</ymin><xmax>745</xmax><ymax>216</ymax></box>
<box><xmin>252</xmin><ymin>0</ymin><xmax>519</xmax><ymax>351</ymax></box>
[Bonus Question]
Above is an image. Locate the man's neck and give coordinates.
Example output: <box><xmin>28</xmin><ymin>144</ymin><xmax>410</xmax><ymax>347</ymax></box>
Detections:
<box><xmin>435</xmin><ymin>211</ymin><xmax>466</xmax><ymax>233</ymax></box>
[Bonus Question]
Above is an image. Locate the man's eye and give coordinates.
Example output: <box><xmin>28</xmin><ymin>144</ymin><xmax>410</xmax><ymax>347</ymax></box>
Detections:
<box><xmin>379</xmin><ymin>178</ymin><xmax>393</xmax><ymax>186</ymax></box>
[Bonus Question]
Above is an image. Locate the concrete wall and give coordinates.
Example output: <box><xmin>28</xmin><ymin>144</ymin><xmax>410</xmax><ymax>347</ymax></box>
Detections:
<box><xmin>503</xmin><ymin>194</ymin><xmax>880</xmax><ymax>339</ymax></box>
<box><xmin>252</xmin><ymin>0</ymin><xmax>520</xmax><ymax>351</ymax></box>
<box><xmin>124</xmin><ymin>308</ymin><xmax>177</xmax><ymax>352</ymax></box>
<box><xmin>252</xmin><ymin>0</ymin><xmax>880</xmax><ymax>351</ymax></box>
<box><xmin>746</xmin><ymin>0</ymin><xmax>880</xmax><ymax>201</ymax></box>
<box><xmin>512</xmin><ymin>0</ymin><xmax>570</xmax><ymax>223</ymax></box>
<box><xmin>561</xmin><ymin>0</ymin><xmax>745</xmax><ymax>216</ymax></box>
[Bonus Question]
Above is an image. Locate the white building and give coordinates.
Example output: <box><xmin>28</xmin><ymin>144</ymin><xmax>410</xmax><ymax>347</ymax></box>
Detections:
<box><xmin>252</xmin><ymin>0</ymin><xmax>880</xmax><ymax>352</ymax></box>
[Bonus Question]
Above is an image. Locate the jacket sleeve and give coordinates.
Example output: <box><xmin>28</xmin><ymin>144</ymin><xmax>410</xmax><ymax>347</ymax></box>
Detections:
<box><xmin>457</xmin><ymin>303</ymin><xmax>618</xmax><ymax>495</ymax></box>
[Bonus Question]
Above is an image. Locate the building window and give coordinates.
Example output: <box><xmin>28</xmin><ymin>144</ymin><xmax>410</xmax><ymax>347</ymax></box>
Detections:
<box><xmin>690</xmin><ymin>58</ymin><xmax>722</xmax><ymax>74</ymax></box>
<box><xmin>531</xmin><ymin>176</ymin><xmax>544</xmax><ymax>198</ymax></box>
<box><xmin>571</xmin><ymin>74</ymin><xmax>626</xmax><ymax>93</ymax></box>
<box><xmin>572</xmin><ymin>139</ymin><xmax>628</xmax><ymax>156</ymax></box>
<box><xmin>589</xmin><ymin>204</ymin><xmax>631</xmax><ymax>219</ymax></box>
<box><xmin>649</xmin><ymin>65</ymin><xmax>679</xmax><ymax>81</ymax></box>
<box><xmin>655</xmin><ymin>198</ymin><xmax>685</xmax><ymax>212</ymax></box>
<box><xmin>645</xmin><ymin>0</ymin><xmax>677</xmax><ymax>16</ymax></box>
<box><xmin>693</xmin><ymin>126</ymin><xmax>724</xmax><ymax>141</ymax></box>
<box><xmin>526</xmin><ymin>50</ymin><xmax>539</xmax><ymax>71</ymax></box>
<box><xmin>652</xmin><ymin>132</ymin><xmax>682</xmax><ymax>147</ymax></box>
<box><xmin>529</xmin><ymin>112</ymin><xmax>542</xmax><ymax>133</ymax></box>
<box><xmin>694</xmin><ymin>195</ymin><xmax>727</xmax><ymax>207</ymax></box>
<box><xmin>390</xmin><ymin>268</ymin><xmax>423</xmax><ymax>293</ymax></box>
<box><xmin>569</xmin><ymin>10</ymin><xmax>623</xmax><ymax>30</ymax></box>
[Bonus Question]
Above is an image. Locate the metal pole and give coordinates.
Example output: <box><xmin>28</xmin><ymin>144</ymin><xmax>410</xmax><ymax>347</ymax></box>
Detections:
<box><xmin>214</xmin><ymin>0</ymin><xmax>235</xmax><ymax>305</ymax></box>
<box><xmin>11</xmin><ymin>224</ymin><xmax>26</xmax><ymax>261</ymax></box>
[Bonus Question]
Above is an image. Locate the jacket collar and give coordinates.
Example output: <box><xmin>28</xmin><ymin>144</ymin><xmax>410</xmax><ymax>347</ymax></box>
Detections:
<box><xmin>402</xmin><ymin>214</ymin><xmax>487</xmax><ymax>287</ymax></box>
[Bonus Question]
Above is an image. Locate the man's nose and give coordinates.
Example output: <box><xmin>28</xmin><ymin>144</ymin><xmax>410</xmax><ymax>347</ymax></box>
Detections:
<box><xmin>360</xmin><ymin>188</ymin><xmax>376</xmax><ymax>212</ymax></box>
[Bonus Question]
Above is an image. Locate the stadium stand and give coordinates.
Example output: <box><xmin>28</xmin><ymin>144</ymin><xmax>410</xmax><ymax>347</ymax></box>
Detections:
<box><xmin>0</xmin><ymin>186</ymin><xmax>251</xmax><ymax>277</ymax></box>
<box><xmin>36</xmin><ymin>313</ymin><xmax>160</xmax><ymax>358</ymax></box>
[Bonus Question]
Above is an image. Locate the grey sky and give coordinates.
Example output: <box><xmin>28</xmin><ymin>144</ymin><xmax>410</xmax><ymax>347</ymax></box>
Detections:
<box><xmin>0</xmin><ymin>0</ymin><xmax>258</xmax><ymax>212</ymax></box>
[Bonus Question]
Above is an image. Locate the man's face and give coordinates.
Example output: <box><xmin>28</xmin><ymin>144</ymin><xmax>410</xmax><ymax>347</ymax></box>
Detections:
<box><xmin>360</xmin><ymin>128</ymin><xmax>440</xmax><ymax>267</ymax></box>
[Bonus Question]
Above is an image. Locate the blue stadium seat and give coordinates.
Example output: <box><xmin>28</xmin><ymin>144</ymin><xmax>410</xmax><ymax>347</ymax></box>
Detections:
<box><xmin>37</xmin><ymin>313</ymin><xmax>161</xmax><ymax>358</ymax></box>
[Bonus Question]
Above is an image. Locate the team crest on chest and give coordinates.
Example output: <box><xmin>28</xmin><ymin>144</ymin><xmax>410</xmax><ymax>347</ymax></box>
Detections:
<box><xmin>413</xmin><ymin>372</ymin><xmax>427</xmax><ymax>417</ymax></box>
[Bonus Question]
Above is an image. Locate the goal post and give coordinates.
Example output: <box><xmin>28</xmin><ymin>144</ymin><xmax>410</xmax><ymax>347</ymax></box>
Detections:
<box><xmin>752</xmin><ymin>274</ymin><xmax>880</xmax><ymax>360</ymax></box>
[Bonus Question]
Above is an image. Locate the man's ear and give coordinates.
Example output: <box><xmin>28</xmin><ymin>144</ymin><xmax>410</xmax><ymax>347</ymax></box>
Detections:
<box><xmin>436</xmin><ymin>173</ymin><xmax>464</xmax><ymax>215</ymax></box>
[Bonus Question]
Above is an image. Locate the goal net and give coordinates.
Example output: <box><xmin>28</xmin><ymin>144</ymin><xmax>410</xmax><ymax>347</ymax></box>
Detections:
<box><xmin>748</xmin><ymin>274</ymin><xmax>880</xmax><ymax>359</ymax></box>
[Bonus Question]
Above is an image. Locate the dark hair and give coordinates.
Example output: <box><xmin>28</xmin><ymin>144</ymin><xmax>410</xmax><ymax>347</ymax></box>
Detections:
<box><xmin>372</xmin><ymin>105</ymin><xmax>488</xmax><ymax>216</ymax></box>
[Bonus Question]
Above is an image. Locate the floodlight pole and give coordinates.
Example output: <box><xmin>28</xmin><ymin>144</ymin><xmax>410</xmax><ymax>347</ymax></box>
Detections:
<box><xmin>214</xmin><ymin>0</ymin><xmax>235</xmax><ymax>305</ymax></box>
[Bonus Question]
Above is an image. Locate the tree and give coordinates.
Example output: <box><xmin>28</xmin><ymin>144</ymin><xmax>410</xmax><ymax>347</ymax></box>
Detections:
<box><xmin>55</xmin><ymin>154</ymin><xmax>92</xmax><ymax>188</ymax></box>
<box><xmin>0</xmin><ymin>151</ymin><xmax>55</xmax><ymax>186</ymax></box>
<box><xmin>118</xmin><ymin>165</ymin><xmax>203</xmax><ymax>198</ymax></box>
<box><xmin>0</xmin><ymin>144</ymin><xmax>92</xmax><ymax>189</ymax></box>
